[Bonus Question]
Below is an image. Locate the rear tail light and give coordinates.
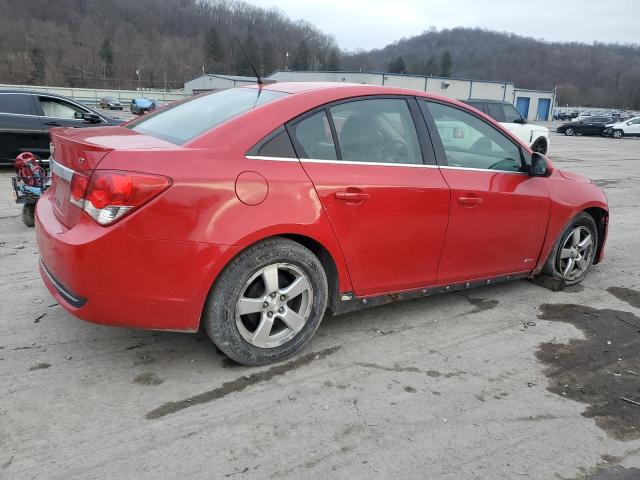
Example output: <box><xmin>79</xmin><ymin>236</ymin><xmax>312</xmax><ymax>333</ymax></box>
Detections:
<box><xmin>69</xmin><ymin>170</ymin><xmax>171</xmax><ymax>225</ymax></box>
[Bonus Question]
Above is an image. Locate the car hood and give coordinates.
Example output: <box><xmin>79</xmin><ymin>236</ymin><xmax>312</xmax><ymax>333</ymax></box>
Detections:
<box><xmin>559</xmin><ymin>169</ymin><xmax>592</xmax><ymax>184</ymax></box>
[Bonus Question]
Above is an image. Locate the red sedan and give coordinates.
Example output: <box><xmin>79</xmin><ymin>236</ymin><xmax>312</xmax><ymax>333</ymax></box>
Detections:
<box><xmin>36</xmin><ymin>83</ymin><xmax>608</xmax><ymax>365</ymax></box>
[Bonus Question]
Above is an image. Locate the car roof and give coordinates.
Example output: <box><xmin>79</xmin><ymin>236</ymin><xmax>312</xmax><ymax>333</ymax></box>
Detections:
<box><xmin>241</xmin><ymin>81</ymin><xmax>471</xmax><ymax>108</ymax></box>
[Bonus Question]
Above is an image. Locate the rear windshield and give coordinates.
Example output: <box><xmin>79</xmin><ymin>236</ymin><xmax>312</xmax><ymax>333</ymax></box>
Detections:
<box><xmin>129</xmin><ymin>88</ymin><xmax>288</xmax><ymax>145</ymax></box>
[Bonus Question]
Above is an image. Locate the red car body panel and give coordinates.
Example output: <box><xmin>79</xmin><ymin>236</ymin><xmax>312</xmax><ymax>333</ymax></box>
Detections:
<box><xmin>35</xmin><ymin>82</ymin><xmax>608</xmax><ymax>332</ymax></box>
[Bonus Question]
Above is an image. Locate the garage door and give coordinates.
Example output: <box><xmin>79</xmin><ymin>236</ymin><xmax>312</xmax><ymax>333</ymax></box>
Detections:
<box><xmin>516</xmin><ymin>97</ymin><xmax>530</xmax><ymax>119</ymax></box>
<box><xmin>536</xmin><ymin>98</ymin><xmax>551</xmax><ymax>121</ymax></box>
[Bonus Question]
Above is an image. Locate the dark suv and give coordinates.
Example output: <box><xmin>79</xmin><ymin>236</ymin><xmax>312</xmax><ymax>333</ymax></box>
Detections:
<box><xmin>0</xmin><ymin>90</ymin><xmax>122</xmax><ymax>166</ymax></box>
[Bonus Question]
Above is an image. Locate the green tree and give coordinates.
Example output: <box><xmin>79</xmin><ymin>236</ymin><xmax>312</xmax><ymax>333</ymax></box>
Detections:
<box><xmin>203</xmin><ymin>26</ymin><xmax>223</xmax><ymax>71</ymax></box>
<box><xmin>387</xmin><ymin>56</ymin><xmax>406</xmax><ymax>74</ymax></box>
<box><xmin>261</xmin><ymin>40</ymin><xmax>276</xmax><ymax>75</ymax></box>
<box><xmin>440</xmin><ymin>51</ymin><xmax>452</xmax><ymax>77</ymax></box>
<box><xmin>325</xmin><ymin>48</ymin><xmax>340</xmax><ymax>71</ymax></box>
<box><xmin>30</xmin><ymin>47</ymin><xmax>46</xmax><ymax>84</ymax></box>
<box><xmin>292</xmin><ymin>40</ymin><xmax>310</xmax><ymax>70</ymax></box>
<box><xmin>425</xmin><ymin>55</ymin><xmax>437</xmax><ymax>75</ymax></box>
<box><xmin>99</xmin><ymin>39</ymin><xmax>114</xmax><ymax>78</ymax></box>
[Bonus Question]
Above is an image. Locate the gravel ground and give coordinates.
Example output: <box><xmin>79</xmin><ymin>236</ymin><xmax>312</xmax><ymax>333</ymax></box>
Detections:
<box><xmin>1</xmin><ymin>129</ymin><xmax>640</xmax><ymax>479</ymax></box>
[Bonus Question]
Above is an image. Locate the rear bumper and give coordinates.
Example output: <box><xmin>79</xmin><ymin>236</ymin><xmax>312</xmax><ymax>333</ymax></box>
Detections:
<box><xmin>35</xmin><ymin>191</ymin><xmax>241</xmax><ymax>331</ymax></box>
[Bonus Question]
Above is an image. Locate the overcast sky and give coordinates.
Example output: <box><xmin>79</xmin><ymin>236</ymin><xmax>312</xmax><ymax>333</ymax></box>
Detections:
<box><xmin>247</xmin><ymin>0</ymin><xmax>640</xmax><ymax>50</ymax></box>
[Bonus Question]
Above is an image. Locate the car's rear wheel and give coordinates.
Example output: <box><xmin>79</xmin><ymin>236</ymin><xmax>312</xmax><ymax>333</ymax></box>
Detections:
<box><xmin>564</xmin><ymin>127</ymin><xmax>574</xmax><ymax>136</ymax></box>
<box><xmin>612</xmin><ymin>129</ymin><xmax>624</xmax><ymax>139</ymax></box>
<box><xmin>203</xmin><ymin>237</ymin><xmax>328</xmax><ymax>366</ymax></box>
<box><xmin>543</xmin><ymin>212</ymin><xmax>598</xmax><ymax>286</ymax></box>
<box><xmin>532</xmin><ymin>138</ymin><xmax>548</xmax><ymax>154</ymax></box>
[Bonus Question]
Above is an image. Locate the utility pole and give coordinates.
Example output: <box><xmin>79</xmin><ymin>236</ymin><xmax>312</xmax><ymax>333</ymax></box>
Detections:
<box><xmin>285</xmin><ymin>52</ymin><xmax>289</xmax><ymax>71</ymax></box>
<box><xmin>136</xmin><ymin>68</ymin><xmax>141</xmax><ymax>90</ymax></box>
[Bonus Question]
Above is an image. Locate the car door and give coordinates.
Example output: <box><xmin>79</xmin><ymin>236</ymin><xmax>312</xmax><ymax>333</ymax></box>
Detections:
<box><xmin>624</xmin><ymin>118</ymin><xmax>640</xmax><ymax>136</ymax></box>
<box><xmin>288</xmin><ymin>96</ymin><xmax>451</xmax><ymax>296</ymax></box>
<box><xmin>0</xmin><ymin>93</ymin><xmax>48</xmax><ymax>163</ymax></box>
<box><xmin>35</xmin><ymin>95</ymin><xmax>102</xmax><ymax>129</ymax></box>
<box><xmin>418</xmin><ymin>99</ymin><xmax>550</xmax><ymax>283</ymax></box>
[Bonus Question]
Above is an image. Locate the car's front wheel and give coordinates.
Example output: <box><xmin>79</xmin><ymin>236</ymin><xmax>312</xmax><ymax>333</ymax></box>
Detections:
<box><xmin>564</xmin><ymin>127</ymin><xmax>575</xmax><ymax>136</ymax></box>
<box><xmin>543</xmin><ymin>212</ymin><xmax>598</xmax><ymax>286</ymax></box>
<box><xmin>203</xmin><ymin>237</ymin><xmax>328</xmax><ymax>366</ymax></box>
<box><xmin>612</xmin><ymin>129</ymin><xmax>624</xmax><ymax>139</ymax></box>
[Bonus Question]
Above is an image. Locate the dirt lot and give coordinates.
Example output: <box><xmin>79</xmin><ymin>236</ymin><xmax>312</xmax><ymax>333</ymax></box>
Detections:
<box><xmin>1</xmin><ymin>129</ymin><xmax>640</xmax><ymax>479</ymax></box>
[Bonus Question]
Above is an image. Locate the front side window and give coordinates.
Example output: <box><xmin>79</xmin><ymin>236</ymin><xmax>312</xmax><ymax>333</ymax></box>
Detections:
<box><xmin>289</xmin><ymin>110</ymin><xmax>337</xmax><ymax>160</ymax></box>
<box><xmin>423</xmin><ymin>101</ymin><xmax>523</xmax><ymax>172</ymax></box>
<box><xmin>39</xmin><ymin>97</ymin><xmax>85</xmax><ymax>119</ymax></box>
<box><xmin>486</xmin><ymin>103</ymin><xmax>506</xmax><ymax>122</ymax></box>
<box><xmin>501</xmin><ymin>104</ymin><xmax>523</xmax><ymax>123</ymax></box>
<box><xmin>129</xmin><ymin>88</ymin><xmax>287</xmax><ymax>145</ymax></box>
<box><xmin>329</xmin><ymin>98</ymin><xmax>422</xmax><ymax>165</ymax></box>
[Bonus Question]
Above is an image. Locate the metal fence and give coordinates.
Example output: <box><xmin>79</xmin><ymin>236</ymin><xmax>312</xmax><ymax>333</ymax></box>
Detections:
<box><xmin>0</xmin><ymin>83</ymin><xmax>189</xmax><ymax>106</ymax></box>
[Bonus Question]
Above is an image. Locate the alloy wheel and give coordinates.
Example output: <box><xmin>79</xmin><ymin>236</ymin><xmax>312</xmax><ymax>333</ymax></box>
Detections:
<box><xmin>557</xmin><ymin>226</ymin><xmax>595</xmax><ymax>281</ymax></box>
<box><xmin>613</xmin><ymin>130</ymin><xmax>623</xmax><ymax>139</ymax></box>
<box><xmin>235</xmin><ymin>263</ymin><xmax>313</xmax><ymax>348</ymax></box>
<box><xmin>565</xmin><ymin>128</ymin><xmax>574</xmax><ymax>136</ymax></box>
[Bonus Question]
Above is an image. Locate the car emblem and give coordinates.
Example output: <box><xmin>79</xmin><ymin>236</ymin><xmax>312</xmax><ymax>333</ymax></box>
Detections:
<box><xmin>78</xmin><ymin>157</ymin><xmax>85</xmax><ymax>165</ymax></box>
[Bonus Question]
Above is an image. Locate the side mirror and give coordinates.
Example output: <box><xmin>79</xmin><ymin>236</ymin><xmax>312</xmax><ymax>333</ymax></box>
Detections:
<box><xmin>513</xmin><ymin>117</ymin><xmax>527</xmax><ymax>124</ymax></box>
<box><xmin>529</xmin><ymin>152</ymin><xmax>551</xmax><ymax>177</ymax></box>
<box><xmin>82</xmin><ymin>112</ymin><xmax>102</xmax><ymax>123</ymax></box>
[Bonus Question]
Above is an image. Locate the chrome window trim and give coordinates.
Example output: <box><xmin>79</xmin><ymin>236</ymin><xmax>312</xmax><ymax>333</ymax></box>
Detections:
<box><xmin>440</xmin><ymin>165</ymin><xmax>528</xmax><ymax>175</ymax></box>
<box><xmin>245</xmin><ymin>155</ymin><xmax>300</xmax><ymax>163</ymax></box>
<box><xmin>245</xmin><ymin>155</ymin><xmax>528</xmax><ymax>173</ymax></box>
<box><xmin>302</xmin><ymin>158</ymin><xmax>439</xmax><ymax>168</ymax></box>
<box><xmin>50</xmin><ymin>157</ymin><xmax>75</xmax><ymax>181</ymax></box>
<box><xmin>0</xmin><ymin>111</ymin><xmax>40</xmax><ymax>118</ymax></box>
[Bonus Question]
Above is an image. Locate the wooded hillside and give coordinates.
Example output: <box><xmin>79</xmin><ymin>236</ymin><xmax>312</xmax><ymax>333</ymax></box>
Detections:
<box><xmin>342</xmin><ymin>27</ymin><xmax>640</xmax><ymax>109</ymax></box>
<box><xmin>1</xmin><ymin>0</ymin><xmax>638</xmax><ymax>108</ymax></box>
<box><xmin>0</xmin><ymin>0</ymin><xmax>339</xmax><ymax>90</ymax></box>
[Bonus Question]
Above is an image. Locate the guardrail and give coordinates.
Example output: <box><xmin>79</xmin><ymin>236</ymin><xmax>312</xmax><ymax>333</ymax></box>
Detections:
<box><xmin>0</xmin><ymin>83</ymin><xmax>189</xmax><ymax>106</ymax></box>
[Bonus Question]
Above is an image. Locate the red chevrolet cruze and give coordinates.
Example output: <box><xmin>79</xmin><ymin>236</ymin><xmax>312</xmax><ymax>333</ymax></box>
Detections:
<box><xmin>36</xmin><ymin>82</ymin><xmax>608</xmax><ymax>365</ymax></box>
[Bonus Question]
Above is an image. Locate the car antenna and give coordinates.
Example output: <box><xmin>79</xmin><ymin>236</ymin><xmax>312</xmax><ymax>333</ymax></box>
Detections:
<box><xmin>234</xmin><ymin>34</ymin><xmax>263</xmax><ymax>86</ymax></box>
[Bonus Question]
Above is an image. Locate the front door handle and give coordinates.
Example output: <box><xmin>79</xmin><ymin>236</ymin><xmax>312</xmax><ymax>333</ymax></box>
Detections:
<box><xmin>44</xmin><ymin>121</ymin><xmax>61</xmax><ymax>126</ymax></box>
<box><xmin>335</xmin><ymin>190</ymin><xmax>369</xmax><ymax>202</ymax></box>
<box><xmin>458</xmin><ymin>196</ymin><xmax>483</xmax><ymax>207</ymax></box>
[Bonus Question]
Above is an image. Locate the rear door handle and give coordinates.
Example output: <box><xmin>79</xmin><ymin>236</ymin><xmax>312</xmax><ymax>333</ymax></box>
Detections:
<box><xmin>44</xmin><ymin>121</ymin><xmax>61</xmax><ymax>126</ymax></box>
<box><xmin>335</xmin><ymin>190</ymin><xmax>369</xmax><ymax>202</ymax></box>
<box><xmin>458</xmin><ymin>196</ymin><xmax>483</xmax><ymax>207</ymax></box>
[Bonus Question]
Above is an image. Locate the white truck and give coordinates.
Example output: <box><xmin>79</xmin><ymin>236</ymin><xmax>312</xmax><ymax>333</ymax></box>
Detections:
<box><xmin>464</xmin><ymin>99</ymin><xmax>550</xmax><ymax>154</ymax></box>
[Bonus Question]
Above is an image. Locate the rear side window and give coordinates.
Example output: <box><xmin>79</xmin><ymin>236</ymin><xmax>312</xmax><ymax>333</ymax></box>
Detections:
<box><xmin>129</xmin><ymin>88</ymin><xmax>287</xmax><ymax>145</ymax></box>
<box><xmin>289</xmin><ymin>110</ymin><xmax>337</xmax><ymax>160</ymax></box>
<box><xmin>329</xmin><ymin>98</ymin><xmax>422</xmax><ymax>165</ymax></box>
<box><xmin>0</xmin><ymin>94</ymin><xmax>37</xmax><ymax>115</ymax></box>
<box><xmin>247</xmin><ymin>127</ymin><xmax>296</xmax><ymax>158</ymax></box>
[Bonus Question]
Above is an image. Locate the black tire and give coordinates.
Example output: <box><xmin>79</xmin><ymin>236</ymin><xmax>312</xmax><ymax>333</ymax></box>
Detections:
<box><xmin>564</xmin><ymin>127</ymin><xmax>574</xmax><ymax>136</ymax></box>
<box><xmin>542</xmin><ymin>212</ymin><xmax>598</xmax><ymax>286</ymax></box>
<box><xmin>203</xmin><ymin>237</ymin><xmax>328</xmax><ymax>366</ymax></box>
<box><xmin>612</xmin><ymin>129</ymin><xmax>624</xmax><ymax>139</ymax></box>
<box><xmin>532</xmin><ymin>138</ymin><xmax>548</xmax><ymax>154</ymax></box>
<box><xmin>22</xmin><ymin>204</ymin><xmax>35</xmax><ymax>227</ymax></box>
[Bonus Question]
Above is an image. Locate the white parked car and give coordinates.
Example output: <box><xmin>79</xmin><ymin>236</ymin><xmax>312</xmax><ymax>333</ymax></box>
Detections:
<box><xmin>605</xmin><ymin>116</ymin><xmax>640</xmax><ymax>139</ymax></box>
<box><xmin>465</xmin><ymin>99</ymin><xmax>550</xmax><ymax>154</ymax></box>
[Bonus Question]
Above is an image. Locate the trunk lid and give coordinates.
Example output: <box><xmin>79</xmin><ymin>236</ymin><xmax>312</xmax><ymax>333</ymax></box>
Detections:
<box><xmin>49</xmin><ymin>126</ymin><xmax>174</xmax><ymax>228</ymax></box>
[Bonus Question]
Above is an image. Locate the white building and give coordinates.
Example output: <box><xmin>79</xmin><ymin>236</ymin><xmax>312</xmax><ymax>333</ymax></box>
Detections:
<box><xmin>268</xmin><ymin>71</ymin><xmax>554</xmax><ymax>121</ymax></box>
<box><xmin>184</xmin><ymin>70</ymin><xmax>555</xmax><ymax>121</ymax></box>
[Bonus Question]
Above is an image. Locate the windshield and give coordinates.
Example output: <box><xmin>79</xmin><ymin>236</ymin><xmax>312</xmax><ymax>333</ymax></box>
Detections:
<box><xmin>129</xmin><ymin>88</ymin><xmax>288</xmax><ymax>145</ymax></box>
